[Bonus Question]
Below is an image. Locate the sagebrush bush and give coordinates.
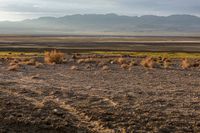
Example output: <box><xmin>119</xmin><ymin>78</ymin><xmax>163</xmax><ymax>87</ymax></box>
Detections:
<box><xmin>181</xmin><ymin>58</ymin><xmax>191</xmax><ymax>69</ymax></box>
<box><xmin>140</xmin><ymin>57</ymin><xmax>158</xmax><ymax>68</ymax></box>
<box><xmin>117</xmin><ymin>57</ymin><xmax>127</xmax><ymax>64</ymax></box>
<box><xmin>44</xmin><ymin>50</ymin><xmax>64</xmax><ymax>64</ymax></box>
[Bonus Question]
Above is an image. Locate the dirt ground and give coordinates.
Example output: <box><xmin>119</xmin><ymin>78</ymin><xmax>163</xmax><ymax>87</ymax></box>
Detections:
<box><xmin>2</xmin><ymin>35</ymin><xmax>200</xmax><ymax>52</ymax></box>
<box><xmin>1</xmin><ymin>57</ymin><xmax>200</xmax><ymax>133</ymax></box>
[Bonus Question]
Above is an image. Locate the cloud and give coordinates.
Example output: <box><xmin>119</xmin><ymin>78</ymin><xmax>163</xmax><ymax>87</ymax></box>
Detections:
<box><xmin>0</xmin><ymin>0</ymin><xmax>199</xmax><ymax>20</ymax></box>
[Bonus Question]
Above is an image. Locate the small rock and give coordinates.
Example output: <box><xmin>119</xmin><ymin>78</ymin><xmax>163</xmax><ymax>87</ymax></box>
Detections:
<box><xmin>53</xmin><ymin>109</ymin><xmax>64</xmax><ymax>116</ymax></box>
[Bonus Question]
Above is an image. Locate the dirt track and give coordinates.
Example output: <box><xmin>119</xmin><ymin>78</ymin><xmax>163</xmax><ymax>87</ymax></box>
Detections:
<box><xmin>1</xmin><ymin>59</ymin><xmax>200</xmax><ymax>133</ymax></box>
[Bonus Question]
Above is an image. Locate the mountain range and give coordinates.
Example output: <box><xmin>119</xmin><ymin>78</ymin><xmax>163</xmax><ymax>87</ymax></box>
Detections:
<box><xmin>1</xmin><ymin>14</ymin><xmax>200</xmax><ymax>35</ymax></box>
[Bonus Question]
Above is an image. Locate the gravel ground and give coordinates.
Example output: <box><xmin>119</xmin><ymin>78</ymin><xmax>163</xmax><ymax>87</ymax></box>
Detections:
<box><xmin>0</xmin><ymin>59</ymin><xmax>200</xmax><ymax>133</ymax></box>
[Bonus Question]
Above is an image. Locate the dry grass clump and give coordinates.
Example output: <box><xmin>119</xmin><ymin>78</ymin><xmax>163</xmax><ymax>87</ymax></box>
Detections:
<box><xmin>9</xmin><ymin>58</ymin><xmax>19</xmax><ymax>66</ymax></box>
<box><xmin>163</xmin><ymin>60</ymin><xmax>170</xmax><ymax>69</ymax></box>
<box><xmin>7</xmin><ymin>64</ymin><xmax>19</xmax><ymax>71</ymax></box>
<box><xmin>102</xmin><ymin>65</ymin><xmax>109</xmax><ymax>71</ymax></box>
<box><xmin>162</xmin><ymin>58</ymin><xmax>171</xmax><ymax>69</ymax></box>
<box><xmin>98</xmin><ymin>61</ymin><xmax>107</xmax><ymax>67</ymax></box>
<box><xmin>44</xmin><ymin>50</ymin><xmax>64</xmax><ymax>64</ymax></box>
<box><xmin>140</xmin><ymin>57</ymin><xmax>159</xmax><ymax>69</ymax></box>
<box><xmin>35</xmin><ymin>62</ymin><xmax>44</xmax><ymax>68</ymax></box>
<box><xmin>26</xmin><ymin>58</ymin><xmax>36</xmax><ymax>65</ymax></box>
<box><xmin>77</xmin><ymin>58</ymin><xmax>97</xmax><ymax>64</ymax></box>
<box><xmin>121</xmin><ymin>64</ymin><xmax>130</xmax><ymax>69</ymax></box>
<box><xmin>129</xmin><ymin>60</ymin><xmax>138</xmax><ymax>67</ymax></box>
<box><xmin>181</xmin><ymin>58</ymin><xmax>191</xmax><ymax>69</ymax></box>
<box><xmin>117</xmin><ymin>57</ymin><xmax>127</xmax><ymax>65</ymax></box>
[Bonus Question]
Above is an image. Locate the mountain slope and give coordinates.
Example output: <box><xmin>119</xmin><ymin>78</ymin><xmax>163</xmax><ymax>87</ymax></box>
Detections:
<box><xmin>0</xmin><ymin>14</ymin><xmax>200</xmax><ymax>35</ymax></box>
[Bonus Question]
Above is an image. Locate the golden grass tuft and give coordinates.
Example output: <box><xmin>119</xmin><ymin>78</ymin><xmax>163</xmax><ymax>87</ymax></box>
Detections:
<box><xmin>181</xmin><ymin>58</ymin><xmax>191</xmax><ymax>69</ymax></box>
<box><xmin>140</xmin><ymin>57</ymin><xmax>159</xmax><ymax>69</ymax></box>
<box><xmin>7</xmin><ymin>64</ymin><xmax>19</xmax><ymax>71</ymax></box>
<box><xmin>44</xmin><ymin>50</ymin><xmax>64</xmax><ymax>64</ymax></box>
<box><xmin>117</xmin><ymin>57</ymin><xmax>127</xmax><ymax>65</ymax></box>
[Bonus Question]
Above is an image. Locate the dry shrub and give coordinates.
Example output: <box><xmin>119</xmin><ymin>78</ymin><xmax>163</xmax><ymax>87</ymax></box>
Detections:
<box><xmin>117</xmin><ymin>57</ymin><xmax>127</xmax><ymax>64</ymax></box>
<box><xmin>77</xmin><ymin>58</ymin><xmax>97</xmax><ymax>64</ymax></box>
<box><xmin>35</xmin><ymin>62</ymin><xmax>44</xmax><ymax>68</ymax></box>
<box><xmin>102</xmin><ymin>65</ymin><xmax>109</xmax><ymax>71</ymax></box>
<box><xmin>140</xmin><ymin>57</ymin><xmax>159</xmax><ymax>68</ymax></box>
<box><xmin>181</xmin><ymin>58</ymin><xmax>191</xmax><ymax>69</ymax></box>
<box><xmin>129</xmin><ymin>61</ymin><xmax>138</xmax><ymax>66</ymax></box>
<box><xmin>98</xmin><ymin>61</ymin><xmax>107</xmax><ymax>67</ymax></box>
<box><xmin>26</xmin><ymin>59</ymin><xmax>36</xmax><ymax>65</ymax></box>
<box><xmin>9</xmin><ymin>62</ymin><xmax>17</xmax><ymax>66</ymax></box>
<box><xmin>22</xmin><ymin>58</ymin><xmax>30</xmax><ymax>62</ymax></box>
<box><xmin>7</xmin><ymin>64</ymin><xmax>19</xmax><ymax>71</ymax></box>
<box><xmin>163</xmin><ymin>61</ymin><xmax>170</xmax><ymax>69</ymax></box>
<box><xmin>9</xmin><ymin>59</ymin><xmax>19</xmax><ymax>66</ymax></box>
<box><xmin>121</xmin><ymin>64</ymin><xmax>130</xmax><ymax>69</ymax></box>
<box><xmin>162</xmin><ymin>58</ymin><xmax>171</xmax><ymax>69</ymax></box>
<box><xmin>44</xmin><ymin>50</ymin><xmax>64</xmax><ymax>64</ymax></box>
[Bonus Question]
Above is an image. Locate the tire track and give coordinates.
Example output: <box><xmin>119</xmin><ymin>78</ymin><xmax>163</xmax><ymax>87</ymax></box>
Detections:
<box><xmin>0</xmin><ymin>88</ymin><xmax>115</xmax><ymax>133</ymax></box>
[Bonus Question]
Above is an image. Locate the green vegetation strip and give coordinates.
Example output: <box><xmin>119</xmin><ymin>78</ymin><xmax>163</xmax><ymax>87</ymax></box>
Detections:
<box><xmin>90</xmin><ymin>51</ymin><xmax>200</xmax><ymax>59</ymax></box>
<box><xmin>0</xmin><ymin>52</ymin><xmax>43</xmax><ymax>58</ymax></box>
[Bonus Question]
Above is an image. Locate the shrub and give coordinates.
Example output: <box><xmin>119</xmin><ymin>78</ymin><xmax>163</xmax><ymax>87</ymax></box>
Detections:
<box><xmin>35</xmin><ymin>62</ymin><xmax>44</xmax><ymax>68</ymax></box>
<box><xmin>117</xmin><ymin>57</ymin><xmax>127</xmax><ymax>64</ymax></box>
<box><xmin>44</xmin><ymin>50</ymin><xmax>64</xmax><ymax>64</ymax></box>
<box><xmin>26</xmin><ymin>58</ymin><xmax>36</xmax><ymax>65</ymax></box>
<box><xmin>163</xmin><ymin>60</ymin><xmax>170</xmax><ymax>69</ymax></box>
<box><xmin>7</xmin><ymin>64</ymin><xmax>19</xmax><ymax>71</ymax></box>
<box><xmin>77</xmin><ymin>58</ymin><xmax>97</xmax><ymax>64</ymax></box>
<box><xmin>102</xmin><ymin>65</ymin><xmax>109</xmax><ymax>71</ymax></box>
<box><xmin>140</xmin><ymin>57</ymin><xmax>158</xmax><ymax>68</ymax></box>
<box><xmin>181</xmin><ymin>58</ymin><xmax>191</xmax><ymax>69</ymax></box>
<box><xmin>121</xmin><ymin>64</ymin><xmax>130</xmax><ymax>69</ymax></box>
<box><xmin>129</xmin><ymin>60</ymin><xmax>138</xmax><ymax>66</ymax></box>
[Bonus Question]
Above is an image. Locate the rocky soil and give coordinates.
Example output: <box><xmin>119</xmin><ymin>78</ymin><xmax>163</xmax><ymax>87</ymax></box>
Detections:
<box><xmin>0</xmin><ymin>58</ymin><xmax>200</xmax><ymax>133</ymax></box>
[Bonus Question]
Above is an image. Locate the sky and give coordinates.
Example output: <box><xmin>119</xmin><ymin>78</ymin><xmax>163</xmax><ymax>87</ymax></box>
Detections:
<box><xmin>0</xmin><ymin>0</ymin><xmax>199</xmax><ymax>21</ymax></box>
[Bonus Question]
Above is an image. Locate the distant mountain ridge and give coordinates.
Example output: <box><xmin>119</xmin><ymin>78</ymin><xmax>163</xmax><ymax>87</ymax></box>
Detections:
<box><xmin>0</xmin><ymin>14</ymin><xmax>200</xmax><ymax>35</ymax></box>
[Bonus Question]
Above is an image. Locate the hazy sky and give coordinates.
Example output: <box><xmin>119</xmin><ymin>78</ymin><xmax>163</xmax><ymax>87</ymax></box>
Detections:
<box><xmin>0</xmin><ymin>0</ymin><xmax>199</xmax><ymax>21</ymax></box>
